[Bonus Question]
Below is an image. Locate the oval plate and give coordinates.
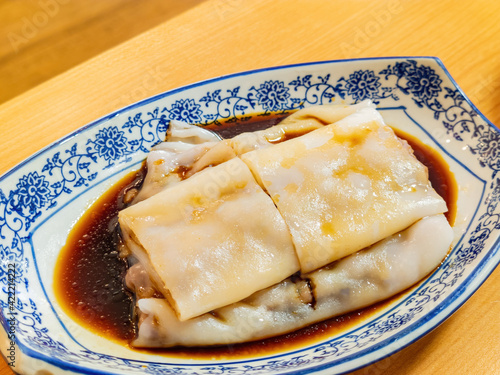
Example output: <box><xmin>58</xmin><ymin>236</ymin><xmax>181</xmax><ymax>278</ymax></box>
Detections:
<box><xmin>0</xmin><ymin>57</ymin><xmax>499</xmax><ymax>375</ymax></box>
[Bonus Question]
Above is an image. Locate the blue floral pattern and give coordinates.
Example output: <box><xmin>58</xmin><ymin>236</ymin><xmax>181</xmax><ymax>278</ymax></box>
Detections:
<box><xmin>168</xmin><ymin>99</ymin><xmax>203</xmax><ymax>123</ymax></box>
<box><xmin>343</xmin><ymin>70</ymin><xmax>382</xmax><ymax>102</ymax></box>
<box><xmin>15</xmin><ymin>173</ymin><xmax>51</xmax><ymax>212</ymax></box>
<box><xmin>91</xmin><ymin>127</ymin><xmax>129</xmax><ymax>162</ymax></box>
<box><xmin>255</xmin><ymin>80</ymin><xmax>291</xmax><ymax>111</ymax></box>
<box><xmin>381</xmin><ymin>60</ymin><xmax>444</xmax><ymax>106</ymax></box>
<box><xmin>406</xmin><ymin>65</ymin><xmax>442</xmax><ymax>100</ymax></box>
<box><xmin>122</xmin><ymin>107</ymin><xmax>169</xmax><ymax>152</ymax></box>
<box><xmin>0</xmin><ymin>58</ymin><xmax>499</xmax><ymax>374</ymax></box>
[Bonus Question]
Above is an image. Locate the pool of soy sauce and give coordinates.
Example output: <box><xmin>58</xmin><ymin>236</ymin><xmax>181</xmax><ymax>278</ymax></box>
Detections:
<box><xmin>54</xmin><ymin>113</ymin><xmax>457</xmax><ymax>359</ymax></box>
<box><xmin>53</xmin><ymin>168</ymin><xmax>146</xmax><ymax>342</ymax></box>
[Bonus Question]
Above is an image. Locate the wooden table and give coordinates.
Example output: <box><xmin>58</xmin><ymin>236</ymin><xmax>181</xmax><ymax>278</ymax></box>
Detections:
<box><xmin>1</xmin><ymin>0</ymin><xmax>499</xmax><ymax>373</ymax></box>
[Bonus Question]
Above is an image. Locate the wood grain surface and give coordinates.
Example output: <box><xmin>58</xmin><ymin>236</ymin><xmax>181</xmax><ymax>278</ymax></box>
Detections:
<box><xmin>0</xmin><ymin>0</ymin><xmax>499</xmax><ymax>374</ymax></box>
<box><xmin>0</xmin><ymin>0</ymin><xmax>205</xmax><ymax>104</ymax></box>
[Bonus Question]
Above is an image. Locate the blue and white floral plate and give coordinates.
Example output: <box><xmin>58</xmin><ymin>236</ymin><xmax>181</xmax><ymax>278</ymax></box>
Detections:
<box><xmin>1</xmin><ymin>57</ymin><xmax>499</xmax><ymax>374</ymax></box>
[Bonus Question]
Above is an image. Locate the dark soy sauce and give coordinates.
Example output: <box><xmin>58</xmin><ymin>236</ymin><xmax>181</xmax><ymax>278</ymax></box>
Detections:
<box><xmin>54</xmin><ymin>168</ymin><xmax>146</xmax><ymax>343</ymax></box>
